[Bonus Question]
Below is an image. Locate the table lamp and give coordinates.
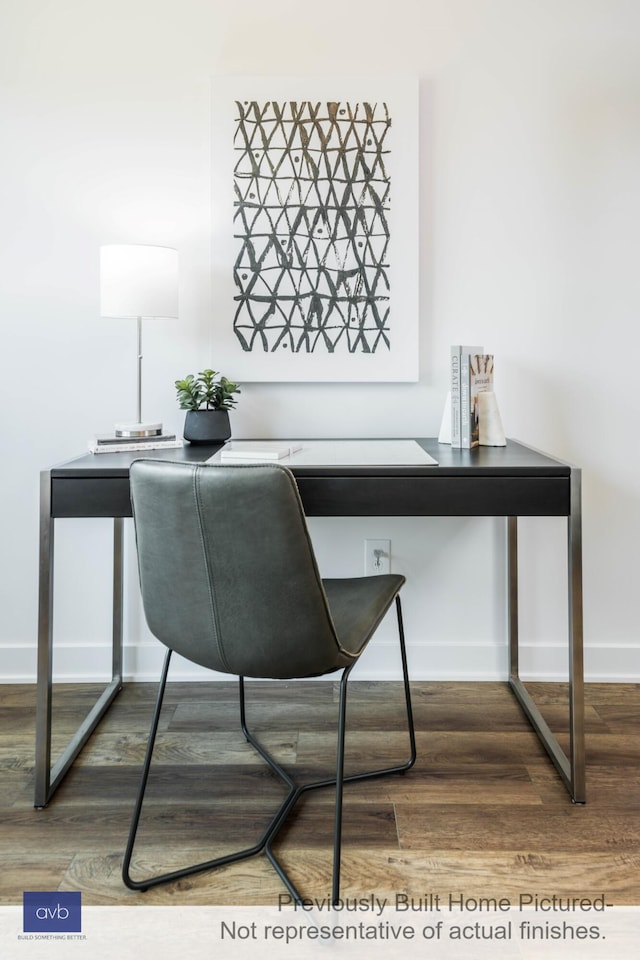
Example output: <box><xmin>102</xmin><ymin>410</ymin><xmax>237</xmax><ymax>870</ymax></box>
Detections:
<box><xmin>99</xmin><ymin>244</ymin><xmax>179</xmax><ymax>438</ymax></box>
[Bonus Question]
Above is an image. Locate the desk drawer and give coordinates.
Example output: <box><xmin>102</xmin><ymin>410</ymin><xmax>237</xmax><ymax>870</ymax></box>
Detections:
<box><xmin>50</xmin><ymin>474</ymin><xmax>571</xmax><ymax>520</ymax></box>
<box><xmin>51</xmin><ymin>478</ymin><xmax>133</xmax><ymax>518</ymax></box>
<box><xmin>296</xmin><ymin>476</ymin><xmax>570</xmax><ymax>517</ymax></box>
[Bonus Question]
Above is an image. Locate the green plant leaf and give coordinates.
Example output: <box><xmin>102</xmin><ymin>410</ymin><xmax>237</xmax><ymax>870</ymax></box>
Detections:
<box><xmin>175</xmin><ymin>369</ymin><xmax>240</xmax><ymax>410</ymax></box>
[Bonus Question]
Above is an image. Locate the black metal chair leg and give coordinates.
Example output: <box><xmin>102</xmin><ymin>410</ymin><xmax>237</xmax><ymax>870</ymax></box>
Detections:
<box><xmin>297</xmin><ymin>596</ymin><xmax>416</xmax><ymax>795</ymax></box>
<box><xmin>122</xmin><ymin>655</ymin><xmax>297</xmax><ymax>892</ymax></box>
<box><xmin>396</xmin><ymin>595</ymin><xmax>417</xmax><ymax>770</ymax></box>
<box><xmin>265</xmin><ymin>598</ymin><xmax>416</xmax><ymax>901</ymax></box>
<box><xmin>332</xmin><ymin>662</ymin><xmax>354</xmax><ymax>904</ymax></box>
<box><xmin>124</xmin><ymin>597</ymin><xmax>416</xmax><ymax>896</ymax></box>
<box><xmin>122</xmin><ymin>648</ymin><xmax>173</xmax><ymax>891</ymax></box>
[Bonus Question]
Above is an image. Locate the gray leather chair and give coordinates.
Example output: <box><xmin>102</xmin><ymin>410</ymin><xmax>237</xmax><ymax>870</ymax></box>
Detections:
<box><xmin>123</xmin><ymin>459</ymin><xmax>415</xmax><ymax>902</ymax></box>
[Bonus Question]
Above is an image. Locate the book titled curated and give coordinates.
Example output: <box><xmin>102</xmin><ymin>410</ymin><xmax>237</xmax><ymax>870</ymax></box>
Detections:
<box><xmin>466</xmin><ymin>353</ymin><xmax>494</xmax><ymax>448</ymax></box>
<box><xmin>450</xmin><ymin>344</ymin><xmax>482</xmax><ymax>448</ymax></box>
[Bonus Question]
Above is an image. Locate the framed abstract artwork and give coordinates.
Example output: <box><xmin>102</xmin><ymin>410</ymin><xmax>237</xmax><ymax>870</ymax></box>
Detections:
<box><xmin>211</xmin><ymin>76</ymin><xmax>419</xmax><ymax>382</ymax></box>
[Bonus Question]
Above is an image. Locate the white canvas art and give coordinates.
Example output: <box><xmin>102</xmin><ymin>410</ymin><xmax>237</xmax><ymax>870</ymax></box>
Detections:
<box><xmin>211</xmin><ymin>76</ymin><xmax>419</xmax><ymax>382</ymax></box>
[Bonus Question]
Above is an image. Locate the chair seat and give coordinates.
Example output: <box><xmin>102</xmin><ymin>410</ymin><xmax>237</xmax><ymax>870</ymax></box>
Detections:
<box><xmin>323</xmin><ymin>574</ymin><xmax>406</xmax><ymax>658</ymax></box>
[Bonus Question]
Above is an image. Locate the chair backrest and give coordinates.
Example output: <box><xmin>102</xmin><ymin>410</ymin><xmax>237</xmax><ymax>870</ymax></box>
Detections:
<box><xmin>129</xmin><ymin>459</ymin><xmax>349</xmax><ymax>679</ymax></box>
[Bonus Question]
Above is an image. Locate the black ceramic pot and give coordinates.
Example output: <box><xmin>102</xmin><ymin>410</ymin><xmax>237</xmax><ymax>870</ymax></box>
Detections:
<box><xmin>183</xmin><ymin>409</ymin><xmax>232</xmax><ymax>444</ymax></box>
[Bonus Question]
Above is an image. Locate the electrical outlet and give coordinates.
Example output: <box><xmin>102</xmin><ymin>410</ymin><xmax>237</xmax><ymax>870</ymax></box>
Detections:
<box><xmin>364</xmin><ymin>539</ymin><xmax>391</xmax><ymax>575</ymax></box>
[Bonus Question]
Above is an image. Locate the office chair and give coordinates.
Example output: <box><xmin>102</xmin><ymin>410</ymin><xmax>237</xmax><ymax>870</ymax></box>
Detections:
<box><xmin>123</xmin><ymin>459</ymin><xmax>416</xmax><ymax>903</ymax></box>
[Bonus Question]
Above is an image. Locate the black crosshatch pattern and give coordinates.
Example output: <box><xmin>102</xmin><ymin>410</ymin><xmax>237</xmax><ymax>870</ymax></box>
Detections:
<box><xmin>233</xmin><ymin>99</ymin><xmax>392</xmax><ymax>354</ymax></box>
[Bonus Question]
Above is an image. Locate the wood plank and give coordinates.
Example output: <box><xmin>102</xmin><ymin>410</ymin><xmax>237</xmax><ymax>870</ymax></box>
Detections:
<box><xmin>70</xmin><ymin>731</ymin><xmax>298</xmax><ymax>767</ymax></box>
<box><xmin>395</xmin><ymin>805</ymin><xmax>640</xmax><ymax>851</ymax></box>
<box><xmin>272</xmin><ymin>849</ymin><xmax>640</xmax><ymax>905</ymax></box>
<box><xmin>296</xmin><ymin>730</ymin><xmax>549</xmax><ymax>768</ymax></box>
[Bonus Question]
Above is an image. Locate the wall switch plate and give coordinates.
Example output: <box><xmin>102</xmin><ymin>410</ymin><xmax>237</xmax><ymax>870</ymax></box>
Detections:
<box><xmin>364</xmin><ymin>538</ymin><xmax>391</xmax><ymax>575</ymax></box>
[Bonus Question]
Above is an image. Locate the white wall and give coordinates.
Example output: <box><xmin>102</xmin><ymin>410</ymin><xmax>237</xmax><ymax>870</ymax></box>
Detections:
<box><xmin>1</xmin><ymin>0</ymin><xmax>639</xmax><ymax>682</ymax></box>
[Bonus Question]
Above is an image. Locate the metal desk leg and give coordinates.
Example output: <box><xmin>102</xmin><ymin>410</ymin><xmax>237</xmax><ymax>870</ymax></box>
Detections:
<box><xmin>34</xmin><ymin>471</ymin><xmax>54</xmax><ymax>807</ymax></box>
<box><xmin>508</xmin><ymin>516</ymin><xmax>519</xmax><ymax>679</ymax></box>
<box><xmin>507</xmin><ymin>478</ymin><xmax>586</xmax><ymax>803</ymax></box>
<box><xmin>34</xmin><ymin>471</ymin><xmax>124</xmax><ymax>807</ymax></box>
<box><xmin>112</xmin><ymin>518</ymin><xmax>124</xmax><ymax>683</ymax></box>
<box><xmin>568</xmin><ymin>468</ymin><xmax>586</xmax><ymax>802</ymax></box>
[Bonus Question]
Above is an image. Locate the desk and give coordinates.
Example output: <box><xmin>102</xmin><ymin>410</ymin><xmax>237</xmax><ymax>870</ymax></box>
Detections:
<box><xmin>36</xmin><ymin>438</ymin><xmax>584</xmax><ymax>807</ymax></box>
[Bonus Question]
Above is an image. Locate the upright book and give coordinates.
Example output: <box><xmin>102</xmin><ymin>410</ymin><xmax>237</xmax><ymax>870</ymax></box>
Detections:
<box><xmin>450</xmin><ymin>344</ymin><xmax>482</xmax><ymax>448</ymax></box>
<box><xmin>463</xmin><ymin>353</ymin><xmax>494</xmax><ymax>448</ymax></box>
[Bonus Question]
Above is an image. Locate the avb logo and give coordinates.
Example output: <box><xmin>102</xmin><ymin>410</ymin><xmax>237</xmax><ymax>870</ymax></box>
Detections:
<box><xmin>23</xmin><ymin>892</ymin><xmax>82</xmax><ymax>932</ymax></box>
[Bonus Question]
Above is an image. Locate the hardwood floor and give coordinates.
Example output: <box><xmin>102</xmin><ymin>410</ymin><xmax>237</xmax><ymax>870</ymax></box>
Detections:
<box><xmin>0</xmin><ymin>680</ymin><xmax>638</xmax><ymax>906</ymax></box>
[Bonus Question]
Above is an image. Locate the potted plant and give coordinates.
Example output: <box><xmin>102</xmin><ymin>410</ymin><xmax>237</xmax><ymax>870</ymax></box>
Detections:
<box><xmin>175</xmin><ymin>369</ymin><xmax>241</xmax><ymax>444</ymax></box>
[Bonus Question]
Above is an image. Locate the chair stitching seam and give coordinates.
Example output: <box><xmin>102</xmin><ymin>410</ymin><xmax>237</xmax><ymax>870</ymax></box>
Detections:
<box><xmin>192</xmin><ymin>465</ymin><xmax>232</xmax><ymax>674</ymax></box>
<box><xmin>280</xmin><ymin>467</ymin><xmax>358</xmax><ymax>661</ymax></box>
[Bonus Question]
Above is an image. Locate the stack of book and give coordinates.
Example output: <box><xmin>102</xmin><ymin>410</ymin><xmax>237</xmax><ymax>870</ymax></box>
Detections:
<box><xmin>450</xmin><ymin>345</ymin><xmax>494</xmax><ymax>449</ymax></box>
<box><xmin>88</xmin><ymin>433</ymin><xmax>184</xmax><ymax>454</ymax></box>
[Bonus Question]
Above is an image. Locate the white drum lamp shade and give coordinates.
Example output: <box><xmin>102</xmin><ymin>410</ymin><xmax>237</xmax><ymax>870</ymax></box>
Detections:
<box><xmin>100</xmin><ymin>244</ymin><xmax>179</xmax><ymax>320</ymax></box>
<box><xmin>99</xmin><ymin>244</ymin><xmax>179</xmax><ymax>438</ymax></box>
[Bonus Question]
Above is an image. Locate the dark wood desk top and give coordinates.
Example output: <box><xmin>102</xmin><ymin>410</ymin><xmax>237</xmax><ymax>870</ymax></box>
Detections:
<box><xmin>50</xmin><ymin>438</ymin><xmax>571</xmax><ymax>478</ymax></box>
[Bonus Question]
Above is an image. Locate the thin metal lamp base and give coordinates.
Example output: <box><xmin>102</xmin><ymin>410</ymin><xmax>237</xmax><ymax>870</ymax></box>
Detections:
<box><xmin>115</xmin><ymin>421</ymin><xmax>163</xmax><ymax>439</ymax></box>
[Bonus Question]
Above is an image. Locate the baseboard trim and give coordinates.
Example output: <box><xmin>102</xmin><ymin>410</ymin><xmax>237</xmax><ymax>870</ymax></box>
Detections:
<box><xmin>3</xmin><ymin>641</ymin><xmax>639</xmax><ymax>683</ymax></box>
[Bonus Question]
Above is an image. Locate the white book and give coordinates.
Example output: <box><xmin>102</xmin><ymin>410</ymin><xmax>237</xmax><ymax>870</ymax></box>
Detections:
<box><xmin>219</xmin><ymin>441</ymin><xmax>302</xmax><ymax>463</ymax></box>
<box><xmin>88</xmin><ymin>439</ymin><xmax>184</xmax><ymax>454</ymax></box>
<box><xmin>451</xmin><ymin>344</ymin><xmax>482</xmax><ymax>448</ymax></box>
<box><xmin>91</xmin><ymin>432</ymin><xmax>176</xmax><ymax>446</ymax></box>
